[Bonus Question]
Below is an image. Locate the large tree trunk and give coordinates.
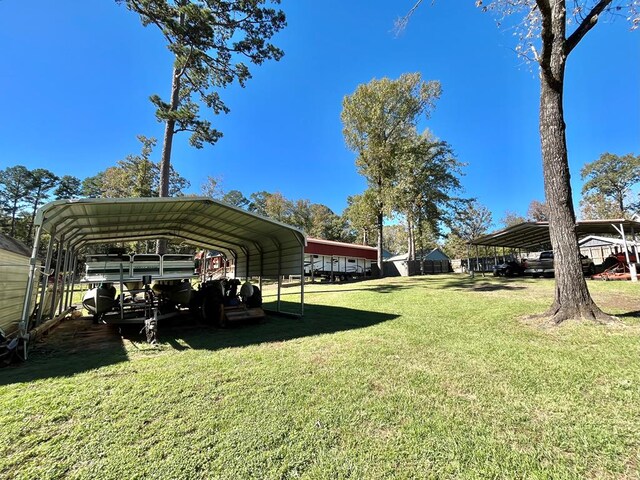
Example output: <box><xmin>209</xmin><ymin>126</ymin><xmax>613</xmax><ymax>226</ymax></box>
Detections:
<box><xmin>156</xmin><ymin>58</ymin><xmax>181</xmax><ymax>255</ymax></box>
<box><xmin>538</xmin><ymin>1</ymin><xmax>612</xmax><ymax>324</ymax></box>
<box><xmin>407</xmin><ymin>217</ymin><xmax>415</xmax><ymax>261</ymax></box>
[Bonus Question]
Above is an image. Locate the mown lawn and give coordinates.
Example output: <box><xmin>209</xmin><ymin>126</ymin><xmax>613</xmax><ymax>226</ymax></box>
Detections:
<box><xmin>1</xmin><ymin>274</ymin><xmax>640</xmax><ymax>479</ymax></box>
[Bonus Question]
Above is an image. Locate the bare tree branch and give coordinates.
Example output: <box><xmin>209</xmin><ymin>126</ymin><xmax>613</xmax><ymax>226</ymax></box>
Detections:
<box><xmin>566</xmin><ymin>0</ymin><xmax>613</xmax><ymax>54</ymax></box>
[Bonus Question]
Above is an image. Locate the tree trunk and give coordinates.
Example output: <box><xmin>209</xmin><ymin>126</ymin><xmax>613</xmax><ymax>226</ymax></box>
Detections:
<box><xmin>538</xmin><ymin>2</ymin><xmax>612</xmax><ymax>324</ymax></box>
<box><xmin>156</xmin><ymin>56</ymin><xmax>182</xmax><ymax>255</ymax></box>
<box><xmin>377</xmin><ymin>212</ymin><xmax>384</xmax><ymax>278</ymax></box>
<box><xmin>9</xmin><ymin>197</ymin><xmax>19</xmax><ymax>237</ymax></box>
<box><xmin>407</xmin><ymin>217</ymin><xmax>415</xmax><ymax>261</ymax></box>
<box><xmin>27</xmin><ymin>187</ymin><xmax>43</xmax><ymax>241</ymax></box>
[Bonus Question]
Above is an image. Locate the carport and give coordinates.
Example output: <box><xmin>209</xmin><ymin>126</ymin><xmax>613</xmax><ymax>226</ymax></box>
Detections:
<box><xmin>471</xmin><ymin>219</ymin><xmax>640</xmax><ymax>280</ymax></box>
<box><xmin>19</xmin><ymin>197</ymin><xmax>307</xmax><ymax>338</ymax></box>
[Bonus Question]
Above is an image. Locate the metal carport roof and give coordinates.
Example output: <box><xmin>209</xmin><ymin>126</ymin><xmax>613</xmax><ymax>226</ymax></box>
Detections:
<box><xmin>20</xmin><ymin>197</ymin><xmax>307</xmax><ymax>335</ymax></box>
<box><xmin>471</xmin><ymin>219</ymin><xmax>640</xmax><ymax>250</ymax></box>
<box><xmin>30</xmin><ymin>197</ymin><xmax>306</xmax><ymax>278</ymax></box>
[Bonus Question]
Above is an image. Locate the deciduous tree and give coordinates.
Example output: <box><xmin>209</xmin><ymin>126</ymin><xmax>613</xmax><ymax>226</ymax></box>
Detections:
<box><xmin>343</xmin><ymin>192</ymin><xmax>378</xmax><ymax>246</ymax></box>
<box><xmin>580</xmin><ymin>152</ymin><xmax>640</xmax><ymax>218</ymax></box>
<box><xmin>527</xmin><ymin>199</ymin><xmax>549</xmax><ymax>221</ymax></box>
<box><xmin>400</xmin><ymin>0</ymin><xmax>639</xmax><ymax>323</ymax></box>
<box><xmin>501</xmin><ymin>210</ymin><xmax>526</xmax><ymax>228</ymax></box>
<box><xmin>393</xmin><ymin>130</ymin><xmax>465</xmax><ymax>260</ymax></box>
<box><xmin>341</xmin><ymin>73</ymin><xmax>442</xmax><ymax>274</ymax></box>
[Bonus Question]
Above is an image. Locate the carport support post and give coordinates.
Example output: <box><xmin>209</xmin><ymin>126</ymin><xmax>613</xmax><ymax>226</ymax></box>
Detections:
<box><xmin>617</xmin><ymin>223</ymin><xmax>637</xmax><ymax>282</ymax></box>
<box><xmin>59</xmin><ymin>242</ymin><xmax>71</xmax><ymax>314</ymax></box>
<box><xmin>67</xmin><ymin>254</ymin><xmax>77</xmax><ymax>310</ymax></box>
<box><xmin>20</xmin><ymin>224</ymin><xmax>43</xmax><ymax>336</ymax></box>
<box><xmin>276</xmin><ymin>247</ymin><xmax>282</xmax><ymax>313</ymax></box>
<box><xmin>36</xmin><ymin>228</ymin><xmax>57</xmax><ymax>326</ymax></box>
<box><xmin>299</xmin><ymin>241</ymin><xmax>305</xmax><ymax>317</ymax></box>
<box><xmin>632</xmin><ymin>226</ymin><xmax>639</xmax><ymax>267</ymax></box>
<box><xmin>49</xmin><ymin>235</ymin><xmax>65</xmax><ymax>318</ymax></box>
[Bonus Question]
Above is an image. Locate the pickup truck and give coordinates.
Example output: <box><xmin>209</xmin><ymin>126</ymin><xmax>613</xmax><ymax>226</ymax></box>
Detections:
<box><xmin>523</xmin><ymin>251</ymin><xmax>595</xmax><ymax>277</ymax></box>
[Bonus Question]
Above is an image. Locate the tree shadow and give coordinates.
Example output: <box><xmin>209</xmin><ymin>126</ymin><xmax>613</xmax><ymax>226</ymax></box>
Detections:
<box><xmin>439</xmin><ymin>276</ymin><xmax>528</xmax><ymax>292</ymax></box>
<box><xmin>0</xmin><ymin>303</ymin><xmax>398</xmax><ymax>386</ymax></box>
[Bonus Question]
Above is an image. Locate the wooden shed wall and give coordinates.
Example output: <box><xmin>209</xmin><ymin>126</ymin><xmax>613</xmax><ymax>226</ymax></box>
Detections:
<box><xmin>0</xmin><ymin>248</ymin><xmax>39</xmax><ymax>335</ymax></box>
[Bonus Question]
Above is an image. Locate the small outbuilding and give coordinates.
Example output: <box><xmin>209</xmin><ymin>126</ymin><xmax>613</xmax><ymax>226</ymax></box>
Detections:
<box><xmin>383</xmin><ymin>248</ymin><xmax>452</xmax><ymax>277</ymax></box>
<box><xmin>0</xmin><ymin>234</ymin><xmax>40</xmax><ymax>336</ymax></box>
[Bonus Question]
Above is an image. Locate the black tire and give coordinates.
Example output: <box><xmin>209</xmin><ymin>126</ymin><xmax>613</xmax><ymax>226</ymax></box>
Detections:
<box><xmin>247</xmin><ymin>286</ymin><xmax>262</xmax><ymax>308</ymax></box>
<box><xmin>588</xmin><ymin>264</ymin><xmax>596</xmax><ymax>276</ymax></box>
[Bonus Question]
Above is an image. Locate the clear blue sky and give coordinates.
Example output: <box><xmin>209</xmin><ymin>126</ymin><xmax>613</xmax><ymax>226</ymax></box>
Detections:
<box><xmin>0</xmin><ymin>1</ymin><xmax>638</xmax><ymax>227</ymax></box>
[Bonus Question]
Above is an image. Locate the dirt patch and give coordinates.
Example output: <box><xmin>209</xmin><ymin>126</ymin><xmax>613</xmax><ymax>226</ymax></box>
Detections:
<box><xmin>32</xmin><ymin>315</ymin><xmax>124</xmax><ymax>355</ymax></box>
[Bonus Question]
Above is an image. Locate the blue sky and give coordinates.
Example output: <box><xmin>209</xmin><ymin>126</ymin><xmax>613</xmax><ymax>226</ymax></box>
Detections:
<box><xmin>0</xmin><ymin>1</ymin><xmax>638</xmax><ymax>227</ymax></box>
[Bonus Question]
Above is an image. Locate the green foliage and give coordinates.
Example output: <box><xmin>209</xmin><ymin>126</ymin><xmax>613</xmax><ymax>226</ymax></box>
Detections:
<box><xmin>342</xmin><ymin>73</ymin><xmax>441</xmax><ymax>198</ymax></box>
<box><xmin>581</xmin><ymin>152</ymin><xmax>640</xmax><ymax>218</ymax></box>
<box><xmin>81</xmin><ymin>173</ymin><xmax>105</xmax><ymax>198</ymax></box>
<box><xmin>3</xmin><ymin>276</ymin><xmax>640</xmax><ymax>478</ymax></box>
<box><xmin>342</xmin><ymin>73</ymin><xmax>442</xmax><ymax>266</ymax></box>
<box><xmin>382</xmin><ymin>224</ymin><xmax>408</xmax><ymax>254</ymax></box>
<box><xmin>0</xmin><ymin>165</ymin><xmax>32</xmax><ymax>238</ymax></box>
<box><xmin>120</xmin><ymin>0</ymin><xmax>286</xmax><ymax>197</ymax></box>
<box><xmin>54</xmin><ymin>175</ymin><xmax>82</xmax><ymax>200</ymax></box>
<box><xmin>24</xmin><ymin>168</ymin><xmax>58</xmax><ymax>239</ymax></box>
<box><xmin>87</xmin><ymin>136</ymin><xmax>190</xmax><ymax>199</ymax></box>
<box><xmin>221</xmin><ymin>190</ymin><xmax>249</xmax><ymax>208</ymax></box>
<box><xmin>579</xmin><ymin>192</ymin><xmax>622</xmax><ymax>221</ymax></box>
<box><xmin>342</xmin><ymin>192</ymin><xmax>378</xmax><ymax>246</ymax></box>
<box><xmin>393</xmin><ymin>129</ymin><xmax>466</xmax><ymax>257</ymax></box>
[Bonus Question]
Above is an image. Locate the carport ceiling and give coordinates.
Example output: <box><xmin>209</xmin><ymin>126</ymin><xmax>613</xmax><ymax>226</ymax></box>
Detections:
<box><xmin>471</xmin><ymin>220</ymin><xmax>640</xmax><ymax>249</ymax></box>
<box><xmin>34</xmin><ymin>197</ymin><xmax>306</xmax><ymax>277</ymax></box>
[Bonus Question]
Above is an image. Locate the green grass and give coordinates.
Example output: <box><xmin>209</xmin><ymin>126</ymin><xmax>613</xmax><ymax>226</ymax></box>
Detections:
<box><xmin>2</xmin><ymin>275</ymin><xmax>640</xmax><ymax>479</ymax></box>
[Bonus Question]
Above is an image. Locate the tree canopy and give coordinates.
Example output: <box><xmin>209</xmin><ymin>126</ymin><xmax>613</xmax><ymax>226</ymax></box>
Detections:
<box><xmin>580</xmin><ymin>152</ymin><xmax>640</xmax><ymax>218</ymax></box>
<box><xmin>119</xmin><ymin>0</ymin><xmax>286</xmax><ymax>198</ymax></box>
<box><xmin>341</xmin><ymin>72</ymin><xmax>442</xmax><ymax>274</ymax></box>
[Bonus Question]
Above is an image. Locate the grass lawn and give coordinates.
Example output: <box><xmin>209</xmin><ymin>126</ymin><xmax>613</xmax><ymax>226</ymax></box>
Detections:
<box><xmin>1</xmin><ymin>274</ymin><xmax>640</xmax><ymax>479</ymax></box>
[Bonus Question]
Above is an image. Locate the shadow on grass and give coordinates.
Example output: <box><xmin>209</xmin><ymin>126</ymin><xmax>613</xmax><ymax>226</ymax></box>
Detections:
<box><xmin>439</xmin><ymin>275</ymin><xmax>528</xmax><ymax>292</ymax></box>
<box><xmin>0</xmin><ymin>302</ymin><xmax>398</xmax><ymax>386</ymax></box>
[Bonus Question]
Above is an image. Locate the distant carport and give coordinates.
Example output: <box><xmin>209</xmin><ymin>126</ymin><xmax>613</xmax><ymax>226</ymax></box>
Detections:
<box><xmin>471</xmin><ymin>219</ymin><xmax>640</xmax><ymax>280</ymax></box>
<box><xmin>19</xmin><ymin>197</ymin><xmax>307</xmax><ymax>337</ymax></box>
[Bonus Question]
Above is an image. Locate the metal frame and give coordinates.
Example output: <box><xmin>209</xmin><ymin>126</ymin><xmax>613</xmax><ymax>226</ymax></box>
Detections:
<box><xmin>19</xmin><ymin>197</ymin><xmax>307</xmax><ymax>338</ymax></box>
<box><xmin>471</xmin><ymin>219</ymin><xmax>640</xmax><ymax>281</ymax></box>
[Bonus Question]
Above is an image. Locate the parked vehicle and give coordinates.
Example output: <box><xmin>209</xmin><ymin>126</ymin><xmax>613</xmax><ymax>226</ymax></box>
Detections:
<box><xmin>523</xmin><ymin>251</ymin><xmax>595</xmax><ymax>277</ymax></box>
<box><xmin>492</xmin><ymin>260</ymin><xmax>526</xmax><ymax>277</ymax></box>
<box><xmin>304</xmin><ymin>254</ymin><xmax>371</xmax><ymax>281</ymax></box>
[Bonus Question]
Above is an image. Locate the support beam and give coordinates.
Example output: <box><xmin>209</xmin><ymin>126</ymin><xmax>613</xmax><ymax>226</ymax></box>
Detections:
<box><xmin>20</xmin><ymin>225</ymin><xmax>43</xmax><ymax>336</ymax></box>
<box><xmin>49</xmin><ymin>235</ymin><xmax>65</xmax><ymax>318</ymax></box>
<box><xmin>36</xmin><ymin>229</ymin><xmax>57</xmax><ymax>326</ymax></box>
